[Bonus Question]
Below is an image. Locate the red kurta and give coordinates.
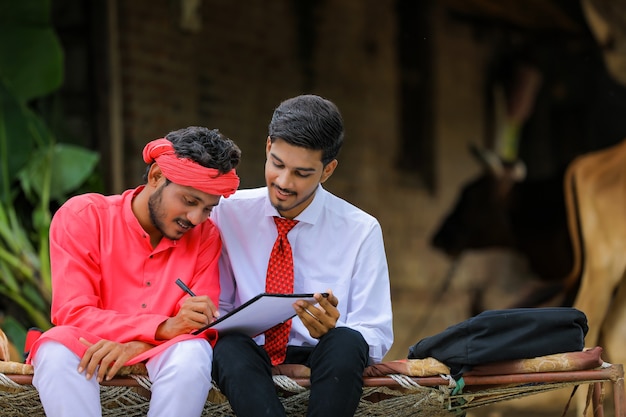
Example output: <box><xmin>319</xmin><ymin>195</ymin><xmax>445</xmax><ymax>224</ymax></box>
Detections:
<box><xmin>28</xmin><ymin>186</ymin><xmax>220</xmax><ymax>365</ymax></box>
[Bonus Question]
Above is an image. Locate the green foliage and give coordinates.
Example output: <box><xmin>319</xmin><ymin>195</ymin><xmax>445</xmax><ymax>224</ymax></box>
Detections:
<box><xmin>0</xmin><ymin>0</ymin><xmax>63</xmax><ymax>102</ymax></box>
<box><xmin>0</xmin><ymin>0</ymin><xmax>101</xmax><ymax>358</ymax></box>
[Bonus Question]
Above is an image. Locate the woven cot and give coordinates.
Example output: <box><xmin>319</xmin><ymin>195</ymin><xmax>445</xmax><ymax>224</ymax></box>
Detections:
<box><xmin>0</xmin><ymin>346</ymin><xmax>624</xmax><ymax>417</ymax></box>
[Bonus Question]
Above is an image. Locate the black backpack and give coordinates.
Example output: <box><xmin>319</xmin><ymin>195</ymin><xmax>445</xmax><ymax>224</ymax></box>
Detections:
<box><xmin>407</xmin><ymin>307</ymin><xmax>588</xmax><ymax>380</ymax></box>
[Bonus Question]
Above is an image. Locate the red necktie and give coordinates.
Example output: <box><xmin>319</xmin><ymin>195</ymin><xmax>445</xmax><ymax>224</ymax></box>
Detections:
<box><xmin>264</xmin><ymin>216</ymin><xmax>299</xmax><ymax>365</ymax></box>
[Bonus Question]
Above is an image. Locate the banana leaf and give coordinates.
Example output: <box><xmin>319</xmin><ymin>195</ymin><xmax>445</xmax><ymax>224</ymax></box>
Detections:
<box><xmin>0</xmin><ymin>0</ymin><xmax>63</xmax><ymax>102</ymax></box>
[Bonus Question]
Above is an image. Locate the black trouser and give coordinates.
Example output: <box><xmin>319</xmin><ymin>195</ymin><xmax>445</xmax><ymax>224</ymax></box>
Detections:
<box><xmin>212</xmin><ymin>327</ymin><xmax>369</xmax><ymax>417</ymax></box>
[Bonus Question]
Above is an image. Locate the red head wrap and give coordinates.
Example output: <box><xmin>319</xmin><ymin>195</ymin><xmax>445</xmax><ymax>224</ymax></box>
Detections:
<box><xmin>142</xmin><ymin>138</ymin><xmax>240</xmax><ymax>197</ymax></box>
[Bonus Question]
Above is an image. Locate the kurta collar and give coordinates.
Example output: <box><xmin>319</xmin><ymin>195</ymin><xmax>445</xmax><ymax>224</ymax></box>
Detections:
<box><xmin>122</xmin><ymin>186</ymin><xmax>179</xmax><ymax>251</ymax></box>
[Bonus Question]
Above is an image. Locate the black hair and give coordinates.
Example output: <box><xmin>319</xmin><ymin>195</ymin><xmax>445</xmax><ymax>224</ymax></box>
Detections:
<box><xmin>268</xmin><ymin>95</ymin><xmax>344</xmax><ymax>166</ymax></box>
<box><xmin>143</xmin><ymin>126</ymin><xmax>241</xmax><ymax>182</ymax></box>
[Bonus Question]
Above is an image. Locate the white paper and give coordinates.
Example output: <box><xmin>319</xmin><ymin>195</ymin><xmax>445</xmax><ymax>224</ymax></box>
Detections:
<box><xmin>193</xmin><ymin>293</ymin><xmax>319</xmax><ymax>337</ymax></box>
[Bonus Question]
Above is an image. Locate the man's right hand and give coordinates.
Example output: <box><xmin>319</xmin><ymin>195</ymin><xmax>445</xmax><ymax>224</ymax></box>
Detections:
<box><xmin>78</xmin><ymin>338</ymin><xmax>152</xmax><ymax>382</ymax></box>
<box><xmin>294</xmin><ymin>290</ymin><xmax>340</xmax><ymax>339</ymax></box>
<box><xmin>155</xmin><ymin>295</ymin><xmax>219</xmax><ymax>340</ymax></box>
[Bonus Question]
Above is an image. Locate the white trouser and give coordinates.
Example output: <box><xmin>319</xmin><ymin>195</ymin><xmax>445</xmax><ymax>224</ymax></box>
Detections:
<box><xmin>32</xmin><ymin>339</ymin><xmax>213</xmax><ymax>417</ymax></box>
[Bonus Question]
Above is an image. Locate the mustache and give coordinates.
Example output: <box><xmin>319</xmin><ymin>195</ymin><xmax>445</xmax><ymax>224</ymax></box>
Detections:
<box><xmin>273</xmin><ymin>184</ymin><xmax>295</xmax><ymax>195</ymax></box>
<box><xmin>177</xmin><ymin>218</ymin><xmax>195</xmax><ymax>228</ymax></box>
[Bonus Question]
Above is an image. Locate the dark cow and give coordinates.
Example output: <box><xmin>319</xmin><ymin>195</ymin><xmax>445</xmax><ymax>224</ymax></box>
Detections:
<box><xmin>434</xmin><ymin>140</ymin><xmax>626</xmax><ymax>413</ymax></box>
<box><xmin>431</xmin><ymin>146</ymin><xmax>577</xmax><ymax>307</ymax></box>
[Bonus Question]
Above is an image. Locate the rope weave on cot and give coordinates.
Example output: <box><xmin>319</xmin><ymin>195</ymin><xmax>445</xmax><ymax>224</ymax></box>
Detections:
<box><xmin>0</xmin><ymin>370</ymin><xmax>613</xmax><ymax>417</ymax></box>
<box><xmin>272</xmin><ymin>375</ymin><xmax>308</xmax><ymax>393</ymax></box>
<box><xmin>0</xmin><ymin>373</ymin><xmax>452</xmax><ymax>417</ymax></box>
<box><xmin>129</xmin><ymin>375</ymin><xmax>152</xmax><ymax>391</ymax></box>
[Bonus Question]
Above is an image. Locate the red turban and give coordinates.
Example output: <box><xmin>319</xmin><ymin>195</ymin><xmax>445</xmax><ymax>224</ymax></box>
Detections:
<box><xmin>142</xmin><ymin>138</ymin><xmax>239</xmax><ymax>197</ymax></box>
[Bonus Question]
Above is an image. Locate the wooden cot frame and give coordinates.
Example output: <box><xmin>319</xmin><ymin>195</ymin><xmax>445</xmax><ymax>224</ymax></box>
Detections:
<box><xmin>2</xmin><ymin>362</ymin><xmax>624</xmax><ymax>416</ymax></box>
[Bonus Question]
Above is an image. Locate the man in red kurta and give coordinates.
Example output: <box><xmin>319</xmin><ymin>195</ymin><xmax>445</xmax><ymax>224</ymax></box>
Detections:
<box><xmin>28</xmin><ymin>127</ymin><xmax>241</xmax><ymax>417</ymax></box>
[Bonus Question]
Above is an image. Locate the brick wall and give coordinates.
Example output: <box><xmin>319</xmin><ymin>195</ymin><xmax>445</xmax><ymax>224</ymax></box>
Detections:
<box><xmin>112</xmin><ymin>0</ymin><xmax>493</xmax><ymax>360</ymax></box>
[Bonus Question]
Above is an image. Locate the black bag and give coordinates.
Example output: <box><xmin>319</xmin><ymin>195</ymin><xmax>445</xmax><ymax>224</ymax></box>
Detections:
<box><xmin>407</xmin><ymin>307</ymin><xmax>588</xmax><ymax>379</ymax></box>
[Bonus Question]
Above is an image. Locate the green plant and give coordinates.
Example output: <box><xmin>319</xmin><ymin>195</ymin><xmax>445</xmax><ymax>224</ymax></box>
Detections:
<box><xmin>0</xmin><ymin>0</ymin><xmax>100</xmax><ymax>356</ymax></box>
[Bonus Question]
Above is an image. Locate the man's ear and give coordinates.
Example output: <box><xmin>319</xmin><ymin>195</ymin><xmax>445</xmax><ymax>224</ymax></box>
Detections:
<box><xmin>320</xmin><ymin>159</ymin><xmax>338</xmax><ymax>183</ymax></box>
<box><xmin>147</xmin><ymin>164</ymin><xmax>164</xmax><ymax>187</ymax></box>
<box><xmin>265</xmin><ymin>136</ymin><xmax>272</xmax><ymax>156</ymax></box>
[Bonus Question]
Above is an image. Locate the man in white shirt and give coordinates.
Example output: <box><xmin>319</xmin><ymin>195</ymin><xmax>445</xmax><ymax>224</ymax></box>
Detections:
<box><xmin>211</xmin><ymin>94</ymin><xmax>393</xmax><ymax>417</ymax></box>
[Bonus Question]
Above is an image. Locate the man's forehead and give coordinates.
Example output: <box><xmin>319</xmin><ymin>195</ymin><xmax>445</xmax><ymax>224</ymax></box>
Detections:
<box><xmin>173</xmin><ymin>182</ymin><xmax>221</xmax><ymax>205</ymax></box>
<box><xmin>269</xmin><ymin>140</ymin><xmax>323</xmax><ymax>169</ymax></box>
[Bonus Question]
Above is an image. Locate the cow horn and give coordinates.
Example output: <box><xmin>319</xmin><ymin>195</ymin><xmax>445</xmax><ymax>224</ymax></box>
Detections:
<box><xmin>495</xmin><ymin>65</ymin><xmax>543</xmax><ymax>162</ymax></box>
<box><xmin>582</xmin><ymin>0</ymin><xmax>626</xmax><ymax>86</ymax></box>
<box><xmin>469</xmin><ymin>144</ymin><xmax>505</xmax><ymax>177</ymax></box>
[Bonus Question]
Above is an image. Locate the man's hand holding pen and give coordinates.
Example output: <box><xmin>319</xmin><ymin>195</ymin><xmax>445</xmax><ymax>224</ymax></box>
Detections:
<box><xmin>155</xmin><ymin>280</ymin><xmax>219</xmax><ymax>340</ymax></box>
<box><xmin>293</xmin><ymin>290</ymin><xmax>339</xmax><ymax>339</ymax></box>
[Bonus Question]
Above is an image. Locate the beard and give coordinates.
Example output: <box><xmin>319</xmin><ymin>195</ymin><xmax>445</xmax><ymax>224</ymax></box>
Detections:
<box><xmin>269</xmin><ymin>183</ymin><xmax>317</xmax><ymax>215</ymax></box>
<box><xmin>148</xmin><ymin>183</ymin><xmax>185</xmax><ymax>241</ymax></box>
<box><xmin>148</xmin><ymin>184</ymin><xmax>170</xmax><ymax>238</ymax></box>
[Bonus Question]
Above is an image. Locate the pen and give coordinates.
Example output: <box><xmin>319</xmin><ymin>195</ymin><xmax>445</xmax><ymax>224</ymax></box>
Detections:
<box><xmin>176</xmin><ymin>278</ymin><xmax>196</xmax><ymax>297</ymax></box>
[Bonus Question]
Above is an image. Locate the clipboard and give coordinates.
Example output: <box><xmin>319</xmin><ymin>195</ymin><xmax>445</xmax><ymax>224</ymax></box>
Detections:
<box><xmin>193</xmin><ymin>293</ymin><xmax>325</xmax><ymax>336</ymax></box>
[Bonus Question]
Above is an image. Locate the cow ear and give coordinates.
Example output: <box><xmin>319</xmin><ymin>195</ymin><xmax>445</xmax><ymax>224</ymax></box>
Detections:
<box><xmin>469</xmin><ymin>144</ymin><xmax>504</xmax><ymax>177</ymax></box>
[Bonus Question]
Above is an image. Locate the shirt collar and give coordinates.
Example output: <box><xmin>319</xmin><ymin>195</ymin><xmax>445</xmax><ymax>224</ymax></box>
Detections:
<box><xmin>263</xmin><ymin>184</ymin><xmax>327</xmax><ymax>225</ymax></box>
<box><xmin>123</xmin><ymin>186</ymin><xmax>145</xmax><ymax>236</ymax></box>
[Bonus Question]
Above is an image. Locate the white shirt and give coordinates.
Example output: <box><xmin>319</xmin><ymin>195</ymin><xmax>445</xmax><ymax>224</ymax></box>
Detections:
<box><xmin>211</xmin><ymin>185</ymin><xmax>394</xmax><ymax>363</ymax></box>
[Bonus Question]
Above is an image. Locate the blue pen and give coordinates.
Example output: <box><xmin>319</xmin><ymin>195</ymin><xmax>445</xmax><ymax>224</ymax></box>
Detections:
<box><xmin>175</xmin><ymin>278</ymin><xmax>196</xmax><ymax>297</ymax></box>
